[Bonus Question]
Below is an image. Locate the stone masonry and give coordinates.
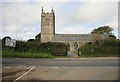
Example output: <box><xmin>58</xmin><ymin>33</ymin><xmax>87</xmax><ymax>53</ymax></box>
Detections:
<box><xmin>40</xmin><ymin>8</ymin><xmax>94</xmax><ymax>51</ymax></box>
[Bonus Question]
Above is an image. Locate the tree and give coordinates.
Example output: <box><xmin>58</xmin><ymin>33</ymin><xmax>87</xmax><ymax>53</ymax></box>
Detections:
<box><xmin>91</xmin><ymin>26</ymin><xmax>116</xmax><ymax>39</ymax></box>
<box><xmin>91</xmin><ymin>26</ymin><xmax>113</xmax><ymax>35</ymax></box>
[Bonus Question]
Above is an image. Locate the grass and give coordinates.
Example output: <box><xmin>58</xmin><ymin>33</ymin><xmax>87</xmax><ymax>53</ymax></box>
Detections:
<box><xmin>2</xmin><ymin>50</ymin><xmax>55</xmax><ymax>58</ymax></box>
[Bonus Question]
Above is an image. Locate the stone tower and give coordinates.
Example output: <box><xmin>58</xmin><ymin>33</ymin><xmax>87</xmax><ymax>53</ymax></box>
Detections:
<box><xmin>41</xmin><ymin>7</ymin><xmax>55</xmax><ymax>42</ymax></box>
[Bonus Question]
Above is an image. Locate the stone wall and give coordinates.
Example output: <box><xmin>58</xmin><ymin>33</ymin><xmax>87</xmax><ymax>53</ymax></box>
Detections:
<box><xmin>52</xmin><ymin>34</ymin><xmax>93</xmax><ymax>51</ymax></box>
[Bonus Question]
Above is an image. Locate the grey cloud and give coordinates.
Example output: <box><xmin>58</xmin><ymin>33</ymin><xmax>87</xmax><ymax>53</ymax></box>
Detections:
<box><xmin>1</xmin><ymin>1</ymin><xmax>118</xmax><ymax>40</ymax></box>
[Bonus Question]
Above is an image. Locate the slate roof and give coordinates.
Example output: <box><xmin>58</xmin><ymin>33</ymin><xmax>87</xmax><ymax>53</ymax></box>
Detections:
<box><xmin>52</xmin><ymin>34</ymin><xmax>92</xmax><ymax>42</ymax></box>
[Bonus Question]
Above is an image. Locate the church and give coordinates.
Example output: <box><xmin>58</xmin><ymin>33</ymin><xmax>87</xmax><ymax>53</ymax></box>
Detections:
<box><xmin>39</xmin><ymin>7</ymin><xmax>96</xmax><ymax>51</ymax></box>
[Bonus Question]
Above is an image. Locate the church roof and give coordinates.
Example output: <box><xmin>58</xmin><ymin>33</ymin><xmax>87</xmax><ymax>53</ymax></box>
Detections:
<box><xmin>52</xmin><ymin>34</ymin><xmax>92</xmax><ymax>42</ymax></box>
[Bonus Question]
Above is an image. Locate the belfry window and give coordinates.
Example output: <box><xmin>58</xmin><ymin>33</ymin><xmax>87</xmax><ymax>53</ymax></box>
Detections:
<box><xmin>46</xmin><ymin>18</ymin><xmax>50</xmax><ymax>25</ymax></box>
<box><xmin>46</xmin><ymin>18</ymin><xmax>49</xmax><ymax>21</ymax></box>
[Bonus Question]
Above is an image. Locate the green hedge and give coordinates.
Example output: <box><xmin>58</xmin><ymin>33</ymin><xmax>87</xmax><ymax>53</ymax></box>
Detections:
<box><xmin>2</xmin><ymin>41</ymin><xmax>67</xmax><ymax>57</ymax></box>
<box><xmin>80</xmin><ymin>39</ymin><xmax>119</xmax><ymax>57</ymax></box>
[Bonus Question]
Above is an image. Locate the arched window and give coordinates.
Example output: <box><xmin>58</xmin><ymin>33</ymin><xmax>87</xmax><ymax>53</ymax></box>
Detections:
<box><xmin>46</xmin><ymin>18</ymin><xmax>50</xmax><ymax>25</ymax></box>
<box><xmin>46</xmin><ymin>18</ymin><xmax>49</xmax><ymax>21</ymax></box>
<box><xmin>74</xmin><ymin>42</ymin><xmax>78</xmax><ymax>50</ymax></box>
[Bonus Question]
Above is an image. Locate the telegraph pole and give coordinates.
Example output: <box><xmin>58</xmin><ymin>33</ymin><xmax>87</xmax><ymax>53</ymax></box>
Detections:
<box><xmin>16</xmin><ymin>20</ymin><xmax>19</xmax><ymax>40</ymax></box>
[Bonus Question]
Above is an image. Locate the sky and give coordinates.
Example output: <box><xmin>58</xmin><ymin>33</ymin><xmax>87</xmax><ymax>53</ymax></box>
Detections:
<box><xmin>0</xmin><ymin>0</ymin><xmax>119</xmax><ymax>40</ymax></box>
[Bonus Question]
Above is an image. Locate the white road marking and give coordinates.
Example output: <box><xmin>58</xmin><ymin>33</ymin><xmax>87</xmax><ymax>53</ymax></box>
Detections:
<box><xmin>3</xmin><ymin>66</ymin><xmax>27</xmax><ymax>69</ymax></box>
<box><xmin>3</xmin><ymin>76</ymin><xmax>12</xmax><ymax>79</ymax></box>
<box><xmin>39</xmin><ymin>66</ymin><xmax>47</xmax><ymax>68</ymax></box>
<box><xmin>3</xmin><ymin>66</ymin><xmax>118</xmax><ymax>69</ymax></box>
<box><xmin>51</xmin><ymin>67</ymin><xmax>59</xmax><ymax>69</ymax></box>
<box><xmin>3</xmin><ymin>67</ymin><xmax>11</xmax><ymax>68</ymax></box>
<box><xmin>13</xmin><ymin>66</ymin><xmax>35</xmax><ymax>82</ymax></box>
<box><xmin>14</xmin><ymin>66</ymin><xmax>27</xmax><ymax>68</ymax></box>
<box><xmin>62</xmin><ymin>67</ymin><xmax>70</xmax><ymax>69</ymax></box>
<box><xmin>75</xmin><ymin>67</ymin><xmax>82</xmax><ymax>69</ymax></box>
<box><xmin>36</xmin><ymin>66</ymin><xmax>118</xmax><ymax>69</ymax></box>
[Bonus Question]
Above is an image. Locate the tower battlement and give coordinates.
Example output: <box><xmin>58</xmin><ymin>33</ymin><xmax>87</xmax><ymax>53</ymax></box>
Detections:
<box><xmin>41</xmin><ymin>12</ymin><xmax>54</xmax><ymax>17</ymax></box>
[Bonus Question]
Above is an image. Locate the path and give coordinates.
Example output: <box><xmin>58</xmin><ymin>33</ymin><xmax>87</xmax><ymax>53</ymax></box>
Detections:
<box><xmin>67</xmin><ymin>51</ymin><xmax>78</xmax><ymax>57</ymax></box>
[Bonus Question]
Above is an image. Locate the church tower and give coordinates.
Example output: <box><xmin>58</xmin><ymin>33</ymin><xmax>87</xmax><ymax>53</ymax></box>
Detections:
<box><xmin>41</xmin><ymin>7</ymin><xmax>55</xmax><ymax>42</ymax></box>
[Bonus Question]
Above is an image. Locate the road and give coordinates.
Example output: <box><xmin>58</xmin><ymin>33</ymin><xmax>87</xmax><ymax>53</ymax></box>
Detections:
<box><xmin>2</xmin><ymin>57</ymin><xmax>120</xmax><ymax>81</ymax></box>
<box><xmin>2</xmin><ymin>57</ymin><xmax>119</xmax><ymax>67</ymax></box>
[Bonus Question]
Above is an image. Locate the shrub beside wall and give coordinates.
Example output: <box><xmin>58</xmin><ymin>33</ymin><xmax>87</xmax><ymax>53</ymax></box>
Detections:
<box><xmin>79</xmin><ymin>39</ymin><xmax>119</xmax><ymax>57</ymax></box>
<box><xmin>2</xmin><ymin>41</ymin><xmax>67</xmax><ymax>56</ymax></box>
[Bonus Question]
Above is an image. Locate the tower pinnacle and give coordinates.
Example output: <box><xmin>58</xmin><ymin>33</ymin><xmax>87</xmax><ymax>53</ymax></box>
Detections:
<box><xmin>52</xmin><ymin>7</ymin><xmax>54</xmax><ymax>12</ymax></box>
<box><xmin>42</xmin><ymin>7</ymin><xmax>43</xmax><ymax>12</ymax></box>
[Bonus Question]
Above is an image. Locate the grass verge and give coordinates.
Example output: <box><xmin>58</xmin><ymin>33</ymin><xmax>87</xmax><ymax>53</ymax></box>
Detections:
<box><xmin>2</xmin><ymin>50</ymin><xmax>55</xmax><ymax>58</ymax></box>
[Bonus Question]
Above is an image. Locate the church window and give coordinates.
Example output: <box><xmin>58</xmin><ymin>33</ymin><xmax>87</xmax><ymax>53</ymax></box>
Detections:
<box><xmin>74</xmin><ymin>42</ymin><xmax>78</xmax><ymax>50</ymax></box>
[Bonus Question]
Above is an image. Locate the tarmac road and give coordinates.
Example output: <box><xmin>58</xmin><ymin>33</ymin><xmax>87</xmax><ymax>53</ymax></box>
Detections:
<box><xmin>2</xmin><ymin>57</ymin><xmax>119</xmax><ymax>67</ymax></box>
<box><xmin>2</xmin><ymin>57</ymin><xmax>120</xmax><ymax>81</ymax></box>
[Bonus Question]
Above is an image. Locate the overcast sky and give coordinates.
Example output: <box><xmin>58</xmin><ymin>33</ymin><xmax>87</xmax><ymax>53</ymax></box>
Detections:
<box><xmin>0</xmin><ymin>0</ymin><xmax>119</xmax><ymax>40</ymax></box>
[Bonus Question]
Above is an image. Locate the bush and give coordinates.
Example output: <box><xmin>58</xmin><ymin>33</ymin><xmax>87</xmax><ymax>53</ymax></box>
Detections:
<box><xmin>2</xmin><ymin>40</ymin><xmax>67</xmax><ymax>57</ymax></box>
<box><xmin>79</xmin><ymin>39</ymin><xmax>119</xmax><ymax>57</ymax></box>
